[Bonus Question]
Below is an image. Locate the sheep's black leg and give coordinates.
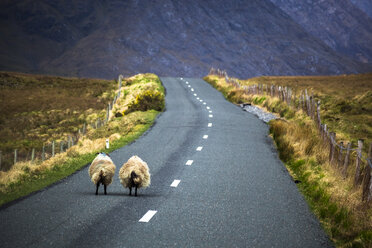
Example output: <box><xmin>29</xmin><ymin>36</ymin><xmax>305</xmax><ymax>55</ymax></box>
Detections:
<box><xmin>96</xmin><ymin>183</ymin><xmax>99</xmax><ymax>195</ymax></box>
<box><xmin>135</xmin><ymin>186</ymin><xmax>137</xmax><ymax>197</ymax></box>
<box><xmin>129</xmin><ymin>187</ymin><xmax>132</xmax><ymax>196</ymax></box>
<box><xmin>104</xmin><ymin>184</ymin><xmax>107</xmax><ymax>195</ymax></box>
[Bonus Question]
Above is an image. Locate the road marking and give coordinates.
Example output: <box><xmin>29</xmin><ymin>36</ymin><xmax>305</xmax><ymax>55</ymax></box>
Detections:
<box><xmin>206</xmin><ymin>106</ymin><xmax>210</xmax><ymax>109</ymax></box>
<box><xmin>191</xmin><ymin>88</ymin><xmax>194</xmax><ymax>91</ymax></box>
<box><xmin>188</xmin><ymin>85</ymin><xmax>191</xmax><ymax>87</ymax></box>
<box><xmin>196</xmin><ymin>146</ymin><xmax>203</xmax><ymax>151</ymax></box>
<box><xmin>197</xmin><ymin>97</ymin><xmax>200</xmax><ymax>100</ymax></box>
<box><xmin>209</xmin><ymin>114</ymin><xmax>213</xmax><ymax>118</ymax></box>
<box><xmin>203</xmin><ymin>102</ymin><xmax>206</xmax><ymax>105</ymax></box>
<box><xmin>208</xmin><ymin>123</ymin><xmax>213</xmax><ymax>127</ymax></box>
<box><xmin>194</xmin><ymin>93</ymin><xmax>197</xmax><ymax>96</ymax></box>
<box><xmin>170</xmin><ymin>180</ymin><xmax>181</xmax><ymax>187</ymax></box>
<box><xmin>186</xmin><ymin>81</ymin><xmax>189</xmax><ymax>84</ymax></box>
<box><xmin>139</xmin><ymin>210</ymin><xmax>157</xmax><ymax>222</ymax></box>
<box><xmin>203</xmin><ymin>135</ymin><xmax>208</xmax><ymax>139</ymax></box>
<box><xmin>180</xmin><ymin>78</ymin><xmax>183</xmax><ymax>80</ymax></box>
<box><xmin>209</xmin><ymin>110</ymin><xmax>212</xmax><ymax>113</ymax></box>
<box><xmin>186</xmin><ymin>160</ymin><xmax>193</xmax><ymax>166</ymax></box>
<box><xmin>200</xmin><ymin>100</ymin><xmax>203</xmax><ymax>102</ymax></box>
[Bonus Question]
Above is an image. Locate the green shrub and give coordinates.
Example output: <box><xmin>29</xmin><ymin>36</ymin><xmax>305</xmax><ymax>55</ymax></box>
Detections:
<box><xmin>126</xmin><ymin>90</ymin><xmax>165</xmax><ymax>114</ymax></box>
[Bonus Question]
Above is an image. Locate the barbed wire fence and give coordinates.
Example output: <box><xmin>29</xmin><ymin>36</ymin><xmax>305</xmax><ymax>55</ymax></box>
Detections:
<box><xmin>209</xmin><ymin>67</ymin><xmax>372</xmax><ymax>203</ymax></box>
<box><xmin>0</xmin><ymin>75</ymin><xmax>124</xmax><ymax>172</ymax></box>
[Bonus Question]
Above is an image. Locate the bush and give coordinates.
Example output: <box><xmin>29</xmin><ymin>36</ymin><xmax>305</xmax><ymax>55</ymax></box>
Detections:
<box><xmin>125</xmin><ymin>90</ymin><xmax>164</xmax><ymax>114</ymax></box>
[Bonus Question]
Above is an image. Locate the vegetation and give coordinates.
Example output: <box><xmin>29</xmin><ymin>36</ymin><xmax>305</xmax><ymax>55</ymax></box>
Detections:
<box><xmin>204</xmin><ymin>73</ymin><xmax>372</xmax><ymax>247</ymax></box>
<box><xmin>0</xmin><ymin>72</ymin><xmax>164</xmax><ymax>206</ymax></box>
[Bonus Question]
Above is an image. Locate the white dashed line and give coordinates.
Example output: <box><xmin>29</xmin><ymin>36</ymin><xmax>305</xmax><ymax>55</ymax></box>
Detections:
<box><xmin>188</xmin><ymin>85</ymin><xmax>191</xmax><ymax>87</ymax></box>
<box><xmin>203</xmin><ymin>135</ymin><xmax>208</xmax><ymax>139</ymax></box>
<box><xmin>200</xmin><ymin>100</ymin><xmax>203</xmax><ymax>102</ymax></box>
<box><xmin>209</xmin><ymin>114</ymin><xmax>213</xmax><ymax>118</ymax></box>
<box><xmin>186</xmin><ymin>160</ymin><xmax>194</xmax><ymax>166</ymax></box>
<box><xmin>196</xmin><ymin>146</ymin><xmax>203</xmax><ymax>151</ymax></box>
<box><xmin>170</xmin><ymin>180</ymin><xmax>181</xmax><ymax>187</ymax></box>
<box><xmin>206</xmin><ymin>106</ymin><xmax>210</xmax><ymax>110</ymax></box>
<box><xmin>209</xmin><ymin>110</ymin><xmax>212</xmax><ymax>113</ymax></box>
<box><xmin>186</xmin><ymin>81</ymin><xmax>189</xmax><ymax>84</ymax></box>
<box><xmin>203</xmin><ymin>102</ymin><xmax>206</xmax><ymax>105</ymax></box>
<box><xmin>139</xmin><ymin>210</ymin><xmax>157</xmax><ymax>222</ymax></box>
<box><xmin>197</xmin><ymin>97</ymin><xmax>200</xmax><ymax>100</ymax></box>
<box><xmin>208</xmin><ymin>123</ymin><xmax>213</xmax><ymax>127</ymax></box>
<box><xmin>194</xmin><ymin>94</ymin><xmax>197</xmax><ymax>96</ymax></box>
<box><xmin>191</xmin><ymin>88</ymin><xmax>194</xmax><ymax>92</ymax></box>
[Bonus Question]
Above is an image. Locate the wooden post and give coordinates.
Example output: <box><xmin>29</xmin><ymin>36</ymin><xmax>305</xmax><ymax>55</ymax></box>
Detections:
<box><xmin>0</xmin><ymin>150</ymin><xmax>2</xmax><ymax>170</ymax></box>
<box><xmin>52</xmin><ymin>141</ymin><xmax>55</xmax><ymax>157</ymax></box>
<box><xmin>354</xmin><ymin>139</ymin><xmax>364</xmax><ymax>186</ymax></box>
<box><xmin>68</xmin><ymin>137</ymin><xmax>71</xmax><ymax>149</ymax></box>
<box><xmin>329</xmin><ymin>132</ymin><xmax>336</xmax><ymax>165</ymax></box>
<box><xmin>362</xmin><ymin>143</ymin><xmax>372</xmax><ymax>201</ymax></box>
<box><xmin>342</xmin><ymin>142</ymin><xmax>351</xmax><ymax>178</ymax></box>
<box><xmin>14</xmin><ymin>149</ymin><xmax>17</xmax><ymax>165</ymax></box>
<box><xmin>60</xmin><ymin>141</ymin><xmax>64</xmax><ymax>153</ymax></box>
<box><xmin>323</xmin><ymin>124</ymin><xmax>327</xmax><ymax>144</ymax></box>
<box><xmin>42</xmin><ymin>145</ymin><xmax>45</xmax><ymax>161</ymax></box>
<box><xmin>83</xmin><ymin>123</ymin><xmax>86</xmax><ymax>135</ymax></box>
<box><xmin>316</xmin><ymin>101</ymin><xmax>321</xmax><ymax>130</ymax></box>
<box><xmin>338</xmin><ymin>142</ymin><xmax>344</xmax><ymax>168</ymax></box>
<box><xmin>31</xmin><ymin>148</ymin><xmax>35</xmax><ymax>163</ymax></box>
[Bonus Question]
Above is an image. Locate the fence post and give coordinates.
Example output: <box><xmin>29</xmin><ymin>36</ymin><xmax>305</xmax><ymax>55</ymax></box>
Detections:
<box><xmin>338</xmin><ymin>142</ymin><xmax>344</xmax><ymax>168</ymax></box>
<box><xmin>60</xmin><ymin>141</ymin><xmax>64</xmax><ymax>153</ymax></box>
<box><xmin>14</xmin><ymin>149</ymin><xmax>17</xmax><ymax>165</ymax></box>
<box><xmin>31</xmin><ymin>148</ymin><xmax>35</xmax><ymax>163</ymax></box>
<box><xmin>316</xmin><ymin>101</ymin><xmax>321</xmax><ymax>130</ymax></box>
<box><xmin>52</xmin><ymin>141</ymin><xmax>55</xmax><ymax>157</ymax></box>
<box><xmin>83</xmin><ymin>123</ymin><xmax>86</xmax><ymax>135</ymax></box>
<box><xmin>362</xmin><ymin>143</ymin><xmax>372</xmax><ymax>201</ymax></box>
<box><xmin>354</xmin><ymin>139</ymin><xmax>364</xmax><ymax>186</ymax></box>
<box><xmin>329</xmin><ymin>132</ymin><xmax>336</xmax><ymax>165</ymax></box>
<box><xmin>0</xmin><ymin>150</ymin><xmax>2</xmax><ymax>170</ymax></box>
<box><xmin>342</xmin><ymin>142</ymin><xmax>351</xmax><ymax>178</ymax></box>
<box><xmin>42</xmin><ymin>144</ymin><xmax>45</xmax><ymax>161</ymax></box>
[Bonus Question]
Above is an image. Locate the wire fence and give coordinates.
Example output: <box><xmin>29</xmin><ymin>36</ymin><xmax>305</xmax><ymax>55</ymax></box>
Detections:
<box><xmin>209</xmin><ymin>67</ymin><xmax>372</xmax><ymax>203</ymax></box>
<box><xmin>0</xmin><ymin>75</ymin><xmax>124</xmax><ymax>172</ymax></box>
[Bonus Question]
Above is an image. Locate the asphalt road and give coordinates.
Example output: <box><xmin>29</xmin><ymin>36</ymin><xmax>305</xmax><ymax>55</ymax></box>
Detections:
<box><xmin>0</xmin><ymin>77</ymin><xmax>333</xmax><ymax>247</ymax></box>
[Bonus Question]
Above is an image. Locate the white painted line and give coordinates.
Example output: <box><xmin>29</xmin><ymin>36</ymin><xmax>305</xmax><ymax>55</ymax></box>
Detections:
<box><xmin>209</xmin><ymin>114</ymin><xmax>213</xmax><ymax>118</ymax></box>
<box><xmin>186</xmin><ymin>160</ymin><xmax>193</xmax><ymax>166</ymax></box>
<box><xmin>208</xmin><ymin>123</ymin><xmax>213</xmax><ymax>127</ymax></box>
<box><xmin>209</xmin><ymin>110</ymin><xmax>212</xmax><ymax>113</ymax></box>
<box><xmin>170</xmin><ymin>180</ymin><xmax>181</xmax><ymax>187</ymax></box>
<box><xmin>199</xmin><ymin>100</ymin><xmax>203</xmax><ymax>102</ymax></box>
<box><xmin>180</xmin><ymin>78</ymin><xmax>183</xmax><ymax>80</ymax></box>
<box><xmin>203</xmin><ymin>102</ymin><xmax>206</xmax><ymax>105</ymax></box>
<box><xmin>203</xmin><ymin>135</ymin><xmax>208</xmax><ymax>139</ymax></box>
<box><xmin>191</xmin><ymin>88</ymin><xmax>194</xmax><ymax>92</ymax></box>
<box><xmin>194</xmin><ymin>93</ymin><xmax>197</xmax><ymax>96</ymax></box>
<box><xmin>188</xmin><ymin>85</ymin><xmax>191</xmax><ymax>87</ymax></box>
<box><xmin>206</xmin><ymin>106</ymin><xmax>210</xmax><ymax>109</ymax></box>
<box><xmin>197</xmin><ymin>97</ymin><xmax>200</xmax><ymax>100</ymax></box>
<box><xmin>139</xmin><ymin>210</ymin><xmax>157</xmax><ymax>222</ymax></box>
<box><xmin>196</xmin><ymin>146</ymin><xmax>203</xmax><ymax>151</ymax></box>
<box><xmin>186</xmin><ymin>81</ymin><xmax>189</xmax><ymax>84</ymax></box>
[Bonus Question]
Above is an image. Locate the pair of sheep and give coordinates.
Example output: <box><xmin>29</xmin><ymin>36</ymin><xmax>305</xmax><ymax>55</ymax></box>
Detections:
<box><xmin>88</xmin><ymin>153</ymin><xmax>150</xmax><ymax>196</ymax></box>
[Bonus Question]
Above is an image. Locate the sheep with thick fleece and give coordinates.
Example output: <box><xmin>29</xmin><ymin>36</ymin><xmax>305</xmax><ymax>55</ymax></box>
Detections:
<box><xmin>119</xmin><ymin>155</ymin><xmax>150</xmax><ymax>196</ymax></box>
<box><xmin>89</xmin><ymin>152</ymin><xmax>116</xmax><ymax>195</ymax></box>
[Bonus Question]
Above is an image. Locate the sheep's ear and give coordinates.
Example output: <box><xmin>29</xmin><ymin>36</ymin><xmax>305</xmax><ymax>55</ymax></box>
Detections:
<box><xmin>96</xmin><ymin>152</ymin><xmax>100</xmax><ymax>155</ymax></box>
<box><xmin>105</xmin><ymin>153</ymin><xmax>111</xmax><ymax>157</ymax></box>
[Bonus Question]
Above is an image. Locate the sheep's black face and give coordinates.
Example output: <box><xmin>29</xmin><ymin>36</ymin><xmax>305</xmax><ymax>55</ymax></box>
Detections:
<box><xmin>130</xmin><ymin>171</ymin><xmax>139</xmax><ymax>187</ymax></box>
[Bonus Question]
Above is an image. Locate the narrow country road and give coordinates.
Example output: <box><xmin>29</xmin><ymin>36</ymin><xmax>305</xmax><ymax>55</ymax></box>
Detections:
<box><xmin>0</xmin><ymin>77</ymin><xmax>333</xmax><ymax>247</ymax></box>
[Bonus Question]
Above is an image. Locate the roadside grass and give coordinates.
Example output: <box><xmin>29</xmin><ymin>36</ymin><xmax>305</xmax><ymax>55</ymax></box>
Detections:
<box><xmin>0</xmin><ymin>73</ymin><xmax>164</xmax><ymax>206</ymax></box>
<box><xmin>204</xmin><ymin>74</ymin><xmax>372</xmax><ymax>247</ymax></box>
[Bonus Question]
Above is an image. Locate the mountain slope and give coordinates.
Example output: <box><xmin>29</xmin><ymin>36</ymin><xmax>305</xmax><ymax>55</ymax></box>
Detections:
<box><xmin>0</xmin><ymin>0</ymin><xmax>371</xmax><ymax>79</ymax></box>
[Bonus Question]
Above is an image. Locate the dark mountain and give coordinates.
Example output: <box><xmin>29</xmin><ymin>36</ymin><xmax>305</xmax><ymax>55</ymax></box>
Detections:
<box><xmin>350</xmin><ymin>0</ymin><xmax>372</xmax><ymax>18</ymax></box>
<box><xmin>0</xmin><ymin>0</ymin><xmax>371</xmax><ymax>79</ymax></box>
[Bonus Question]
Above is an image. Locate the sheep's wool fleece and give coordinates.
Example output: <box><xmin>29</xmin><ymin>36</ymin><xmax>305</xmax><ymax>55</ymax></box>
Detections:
<box><xmin>119</xmin><ymin>155</ymin><xmax>151</xmax><ymax>188</ymax></box>
<box><xmin>89</xmin><ymin>153</ymin><xmax>116</xmax><ymax>185</ymax></box>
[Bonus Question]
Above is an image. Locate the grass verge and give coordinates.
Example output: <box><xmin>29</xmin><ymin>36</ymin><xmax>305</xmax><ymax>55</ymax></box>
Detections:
<box><xmin>204</xmin><ymin>74</ymin><xmax>372</xmax><ymax>247</ymax></box>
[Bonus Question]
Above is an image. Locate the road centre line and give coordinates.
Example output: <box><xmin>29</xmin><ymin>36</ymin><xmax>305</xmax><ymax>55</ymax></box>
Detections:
<box><xmin>208</xmin><ymin>123</ymin><xmax>213</xmax><ymax>127</ymax></box>
<box><xmin>203</xmin><ymin>135</ymin><xmax>208</xmax><ymax>139</ymax></box>
<box><xmin>209</xmin><ymin>114</ymin><xmax>213</xmax><ymax>118</ymax></box>
<box><xmin>209</xmin><ymin>110</ymin><xmax>212</xmax><ymax>113</ymax></box>
<box><xmin>196</xmin><ymin>146</ymin><xmax>203</xmax><ymax>151</ymax></box>
<box><xmin>186</xmin><ymin>160</ymin><xmax>193</xmax><ymax>166</ymax></box>
<box><xmin>191</xmin><ymin>88</ymin><xmax>194</xmax><ymax>91</ymax></box>
<box><xmin>206</xmin><ymin>106</ymin><xmax>210</xmax><ymax>109</ymax></box>
<box><xmin>139</xmin><ymin>210</ymin><xmax>157</xmax><ymax>222</ymax></box>
<box><xmin>170</xmin><ymin>180</ymin><xmax>181</xmax><ymax>187</ymax></box>
<box><xmin>203</xmin><ymin>102</ymin><xmax>206</xmax><ymax>105</ymax></box>
<box><xmin>194</xmin><ymin>93</ymin><xmax>197</xmax><ymax>96</ymax></box>
<box><xmin>197</xmin><ymin>97</ymin><xmax>199</xmax><ymax>100</ymax></box>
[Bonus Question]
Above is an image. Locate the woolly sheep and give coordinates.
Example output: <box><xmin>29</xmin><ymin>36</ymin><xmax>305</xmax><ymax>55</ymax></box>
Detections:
<box><xmin>119</xmin><ymin>155</ymin><xmax>151</xmax><ymax>196</ymax></box>
<box><xmin>89</xmin><ymin>152</ymin><xmax>116</xmax><ymax>195</ymax></box>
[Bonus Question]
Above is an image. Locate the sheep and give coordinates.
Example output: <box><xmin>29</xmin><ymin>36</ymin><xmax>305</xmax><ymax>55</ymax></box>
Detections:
<box><xmin>89</xmin><ymin>152</ymin><xmax>116</xmax><ymax>195</ymax></box>
<box><xmin>119</xmin><ymin>155</ymin><xmax>151</xmax><ymax>196</ymax></box>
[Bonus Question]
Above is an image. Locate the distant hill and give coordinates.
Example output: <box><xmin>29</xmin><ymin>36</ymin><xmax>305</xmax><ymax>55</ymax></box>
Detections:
<box><xmin>0</xmin><ymin>0</ymin><xmax>371</xmax><ymax>79</ymax></box>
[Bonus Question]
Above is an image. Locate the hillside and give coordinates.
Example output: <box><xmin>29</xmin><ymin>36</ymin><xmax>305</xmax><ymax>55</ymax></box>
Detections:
<box><xmin>0</xmin><ymin>0</ymin><xmax>371</xmax><ymax>79</ymax></box>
